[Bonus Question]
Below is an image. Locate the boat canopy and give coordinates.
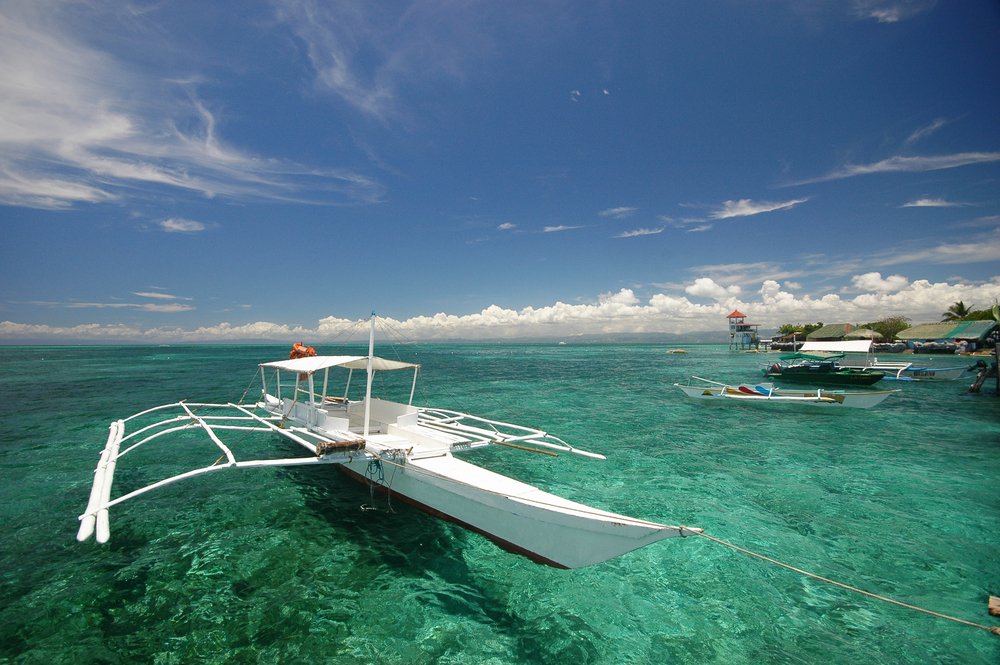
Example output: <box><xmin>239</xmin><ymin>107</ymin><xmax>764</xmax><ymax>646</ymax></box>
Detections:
<box><xmin>800</xmin><ymin>340</ymin><xmax>872</xmax><ymax>353</ymax></box>
<box><xmin>780</xmin><ymin>352</ymin><xmax>846</xmax><ymax>361</ymax></box>
<box><xmin>260</xmin><ymin>355</ymin><xmax>419</xmax><ymax>374</ymax></box>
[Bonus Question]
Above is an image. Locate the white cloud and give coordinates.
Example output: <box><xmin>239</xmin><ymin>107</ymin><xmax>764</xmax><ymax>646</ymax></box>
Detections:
<box><xmin>906</xmin><ymin>118</ymin><xmax>948</xmax><ymax>145</ymax></box>
<box><xmin>709</xmin><ymin>198</ymin><xmax>808</xmax><ymax>219</ymax></box>
<box><xmin>685</xmin><ymin>277</ymin><xmax>741</xmax><ymax>300</ymax></box>
<box><xmin>794</xmin><ymin>152</ymin><xmax>1000</xmax><ymax>185</ymax></box>
<box><xmin>616</xmin><ymin>227</ymin><xmax>664</xmax><ymax>238</ymax></box>
<box><xmin>872</xmin><ymin>228</ymin><xmax>1000</xmax><ymax>267</ymax></box>
<box><xmin>132</xmin><ymin>291</ymin><xmax>192</xmax><ymax>301</ymax></box>
<box><xmin>4</xmin><ymin>276</ymin><xmax>999</xmax><ymax>342</ymax></box>
<box><xmin>274</xmin><ymin>1</ymin><xmax>527</xmax><ymax>120</ymax></box>
<box><xmin>0</xmin><ymin>5</ymin><xmax>384</xmax><ymax>210</ymax></box>
<box><xmin>66</xmin><ymin>301</ymin><xmax>195</xmax><ymax>312</ymax></box>
<box><xmin>900</xmin><ymin>198</ymin><xmax>962</xmax><ymax>208</ymax></box>
<box><xmin>853</xmin><ymin>0</ymin><xmax>937</xmax><ymax>23</ymax></box>
<box><xmin>497</xmin><ymin>222</ymin><xmax>516</xmax><ymax>231</ymax></box>
<box><xmin>687</xmin><ymin>261</ymin><xmax>803</xmax><ymax>286</ymax></box>
<box><xmin>160</xmin><ymin>218</ymin><xmax>207</xmax><ymax>233</ymax></box>
<box><xmin>543</xmin><ymin>225</ymin><xmax>583</xmax><ymax>233</ymax></box>
<box><xmin>599</xmin><ymin>206</ymin><xmax>638</xmax><ymax>218</ymax></box>
<box><xmin>21</xmin><ymin>298</ymin><xmax>194</xmax><ymax>313</ymax></box>
<box><xmin>850</xmin><ymin>272</ymin><xmax>909</xmax><ymax>293</ymax></box>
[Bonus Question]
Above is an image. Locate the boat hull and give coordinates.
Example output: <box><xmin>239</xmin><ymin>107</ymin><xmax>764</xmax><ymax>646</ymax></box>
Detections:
<box><xmin>339</xmin><ymin>446</ymin><xmax>686</xmax><ymax>569</ymax></box>
<box><xmin>764</xmin><ymin>366</ymin><xmax>884</xmax><ymax>386</ymax></box>
<box><xmin>895</xmin><ymin>366</ymin><xmax>967</xmax><ymax>381</ymax></box>
<box><xmin>675</xmin><ymin>383</ymin><xmax>897</xmax><ymax>409</ymax></box>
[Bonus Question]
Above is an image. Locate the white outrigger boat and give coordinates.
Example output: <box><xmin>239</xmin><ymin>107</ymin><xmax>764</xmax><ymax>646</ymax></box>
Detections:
<box><xmin>800</xmin><ymin>341</ymin><xmax>972</xmax><ymax>381</ymax></box>
<box><xmin>78</xmin><ymin>317</ymin><xmax>696</xmax><ymax>569</ymax></box>
<box><xmin>675</xmin><ymin>377</ymin><xmax>900</xmax><ymax>409</ymax></box>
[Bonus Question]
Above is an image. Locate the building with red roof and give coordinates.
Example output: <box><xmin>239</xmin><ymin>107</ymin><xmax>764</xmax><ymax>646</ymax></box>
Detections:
<box><xmin>727</xmin><ymin>310</ymin><xmax>760</xmax><ymax>350</ymax></box>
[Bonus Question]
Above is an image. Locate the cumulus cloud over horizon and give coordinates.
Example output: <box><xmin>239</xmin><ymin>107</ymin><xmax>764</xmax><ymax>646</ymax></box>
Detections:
<box><xmin>3</xmin><ymin>274</ymin><xmax>998</xmax><ymax>343</ymax></box>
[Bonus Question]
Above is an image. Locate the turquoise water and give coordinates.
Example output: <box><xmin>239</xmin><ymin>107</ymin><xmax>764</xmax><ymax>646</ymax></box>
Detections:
<box><xmin>0</xmin><ymin>344</ymin><xmax>997</xmax><ymax>664</ymax></box>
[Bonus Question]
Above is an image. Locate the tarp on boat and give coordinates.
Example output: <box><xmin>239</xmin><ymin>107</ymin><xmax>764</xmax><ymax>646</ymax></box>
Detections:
<box><xmin>779</xmin><ymin>352</ymin><xmax>845</xmax><ymax>361</ymax></box>
<box><xmin>800</xmin><ymin>340</ymin><xmax>873</xmax><ymax>353</ymax></box>
<box><xmin>260</xmin><ymin>355</ymin><xmax>419</xmax><ymax>374</ymax></box>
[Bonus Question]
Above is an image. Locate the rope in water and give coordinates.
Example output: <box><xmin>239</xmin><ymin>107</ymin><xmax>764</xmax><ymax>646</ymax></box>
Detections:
<box><xmin>680</xmin><ymin>528</ymin><xmax>1000</xmax><ymax>636</ymax></box>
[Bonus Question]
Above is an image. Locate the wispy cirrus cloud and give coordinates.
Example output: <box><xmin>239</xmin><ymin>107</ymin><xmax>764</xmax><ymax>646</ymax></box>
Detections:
<box><xmin>25</xmin><ymin>300</ymin><xmax>194</xmax><ymax>313</ymax></box>
<box><xmin>952</xmin><ymin>215</ymin><xmax>1000</xmax><ymax>231</ymax></box>
<box><xmin>274</xmin><ymin>1</ymin><xmax>527</xmax><ymax>121</ymax></box>
<box><xmin>906</xmin><ymin>117</ymin><xmax>948</xmax><ymax>145</ymax></box>
<box><xmin>0</xmin><ymin>4</ymin><xmax>384</xmax><ymax>210</ymax></box>
<box><xmin>870</xmin><ymin>228</ymin><xmax>1000</xmax><ymax>267</ymax></box>
<box><xmin>599</xmin><ymin>206</ymin><xmax>638</xmax><ymax>219</ymax></box>
<box><xmin>852</xmin><ymin>0</ymin><xmax>937</xmax><ymax>23</ymax></box>
<box><xmin>132</xmin><ymin>291</ymin><xmax>192</xmax><ymax>301</ymax></box>
<box><xmin>900</xmin><ymin>198</ymin><xmax>963</xmax><ymax>208</ymax></box>
<box><xmin>615</xmin><ymin>227</ymin><xmax>664</xmax><ymax>238</ymax></box>
<box><xmin>21</xmin><ymin>288</ymin><xmax>195</xmax><ymax>313</ymax></box>
<box><xmin>687</xmin><ymin>261</ymin><xmax>804</xmax><ymax>286</ymax></box>
<box><xmin>790</xmin><ymin>152</ymin><xmax>1000</xmax><ymax>186</ymax></box>
<box><xmin>544</xmin><ymin>225</ymin><xmax>584</xmax><ymax>233</ymax></box>
<box><xmin>159</xmin><ymin>218</ymin><xmax>208</xmax><ymax>232</ymax></box>
<box><xmin>709</xmin><ymin>198</ymin><xmax>808</xmax><ymax>219</ymax></box>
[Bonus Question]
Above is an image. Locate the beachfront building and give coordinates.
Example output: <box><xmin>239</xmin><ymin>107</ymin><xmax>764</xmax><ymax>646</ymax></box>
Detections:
<box><xmin>727</xmin><ymin>310</ymin><xmax>760</xmax><ymax>350</ymax></box>
<box><xmin>895</xmin><ymin>320</ymin><xmax>998</xmax><ymax>354</ymax></box>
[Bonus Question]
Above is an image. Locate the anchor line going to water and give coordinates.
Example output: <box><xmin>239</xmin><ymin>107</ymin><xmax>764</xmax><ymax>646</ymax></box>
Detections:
<box><xmin>680</xmin><ymin>528</ymin><xmax>1000</xmax><ymax>636</ymax></box>
<box><xmin>362</xmin><ymin>456</ymin><xmax>397</xmax><ymax>513</ymax></box>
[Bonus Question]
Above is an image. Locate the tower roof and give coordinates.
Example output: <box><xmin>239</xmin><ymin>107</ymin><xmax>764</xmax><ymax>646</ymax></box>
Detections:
<box><xmin>726</xmin><ymin>310</ymin><xmax>746</xmax><ymax>319</ymax></box>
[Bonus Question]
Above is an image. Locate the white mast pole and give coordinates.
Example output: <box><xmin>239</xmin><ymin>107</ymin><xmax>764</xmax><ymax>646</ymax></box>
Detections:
<box><xmin>363</xmin><ymin>312</ymin><xmax>375</xmax><ymax>437</ymax></box>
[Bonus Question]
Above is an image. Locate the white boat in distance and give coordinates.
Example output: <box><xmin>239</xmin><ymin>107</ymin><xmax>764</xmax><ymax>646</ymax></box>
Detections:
<box><xmin>675</xmin><ymin>377</ymin><xmax>899</xmax><ymax>409</ymax></box>
<box><xmin>78</xmin><ymin>316</ymin><xmax>696</xmax><ymax>569</ymax></box>
<box><xmin>800</xmin><ymin>341</ymin><xmax>972</xmax><ymax>381</ymax></box>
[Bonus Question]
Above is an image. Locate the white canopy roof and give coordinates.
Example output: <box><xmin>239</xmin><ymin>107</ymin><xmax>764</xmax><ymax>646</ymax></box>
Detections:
<box><xmin>800</xmin><ymin>340</ymin><xmax>872</xmax><ymax>353</ymax></box>
<box><xmin>260</xmin><ymin>355</ymin><xmax>419</xmax><ymax>374</ymax></box>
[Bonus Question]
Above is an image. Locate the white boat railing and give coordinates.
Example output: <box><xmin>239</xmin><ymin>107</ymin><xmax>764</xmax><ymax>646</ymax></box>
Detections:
<box><xmin>416</xmin><ymin>407</ymin><xmax>606</xmax><ymax>459</ymax></box>
<box><xmin>77</xmin><ymin>395</ymin><xmax>608</xmax><ymax>544</ymax></box>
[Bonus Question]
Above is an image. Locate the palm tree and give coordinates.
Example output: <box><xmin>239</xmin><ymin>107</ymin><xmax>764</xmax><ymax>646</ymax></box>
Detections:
<box><xmin>941</xmin><ymin>300</ymin><xmax>973</xmax><ymax>322</ymax></box>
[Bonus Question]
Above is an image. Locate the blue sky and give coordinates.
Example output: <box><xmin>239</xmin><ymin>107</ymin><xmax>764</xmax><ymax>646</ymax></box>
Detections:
<box><xmin>1</xmin><ymin>0</ymin><xmax>999</xmax><ymax>341</ymax></box>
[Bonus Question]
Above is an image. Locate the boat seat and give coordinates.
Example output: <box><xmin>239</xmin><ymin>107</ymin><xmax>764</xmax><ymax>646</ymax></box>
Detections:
<box><xmin>387</xmin><ymin>422</ymin><xmax>470</xmax><ymax>449</ymax></box>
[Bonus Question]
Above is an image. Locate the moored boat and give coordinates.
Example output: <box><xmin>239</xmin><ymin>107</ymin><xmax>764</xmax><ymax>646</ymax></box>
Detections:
<box><xmin>675</xmin><ymin>377</ymin><xmax>899</xmax><ymax>409</ymax></box>
<box><xmin>798</xmin><ymin>340</ymin><xmax>973</xmax><ymax>381</ymax></box>
<box><xmin>77</xmin><ymin>315</ymin><xmax>697</xmax><ymax>569</ymax></box>
<box><xmin>764</xmin><ymin>353</ymin><xmax>885</xmax><ymax>386</ymax></box>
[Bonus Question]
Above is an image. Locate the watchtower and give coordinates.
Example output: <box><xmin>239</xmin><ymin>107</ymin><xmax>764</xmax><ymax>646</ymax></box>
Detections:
<box><xmin>727</xmin><ymin>310</ymin><xmax>760</xmax><ymax>350</ymax></box>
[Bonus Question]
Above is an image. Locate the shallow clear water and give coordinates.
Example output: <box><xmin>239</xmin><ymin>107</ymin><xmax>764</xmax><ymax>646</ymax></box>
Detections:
<box><xmin>0</xmin><ymin>344</ymin><xmax>997</xmax><ymax>664</ymax></box>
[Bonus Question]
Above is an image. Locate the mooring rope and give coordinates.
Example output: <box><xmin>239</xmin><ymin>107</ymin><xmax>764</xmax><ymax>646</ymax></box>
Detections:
<box><xmin>236</xmin><ymin>370</ymin><xmax>260</xmax><ymax>406</ymax></box>
<box><xmin>680</xmin><ymin>528</ymin><xmax>1000</xmax><ymax>636</ymax></box>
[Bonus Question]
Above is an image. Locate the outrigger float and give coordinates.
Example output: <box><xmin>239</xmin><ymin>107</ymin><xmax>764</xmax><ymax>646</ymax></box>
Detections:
<box><xmin>77</xmin><ymin>316</ymin><xmax>696</xmax><ymax>569</ymax></box>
